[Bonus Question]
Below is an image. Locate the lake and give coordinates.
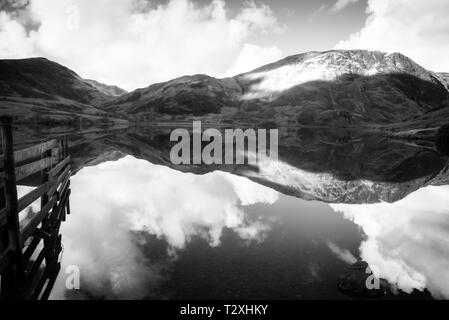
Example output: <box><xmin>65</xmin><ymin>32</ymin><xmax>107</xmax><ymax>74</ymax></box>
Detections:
<box><xmin>10</xmin><ymin>125</ymin><xmax>449</xmax><ymax>300</ymax></box>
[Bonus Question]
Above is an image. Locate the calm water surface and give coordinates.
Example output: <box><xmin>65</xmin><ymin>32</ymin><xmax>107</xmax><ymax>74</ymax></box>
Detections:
<box><xmin>53</xmin><ymin>156</ymin><xmax>448</xmax><ymax>300</ymax></box>
<box><xmin>13</xmin><ymin>126</ymin><xmax>448</xmax><ymax>300</ymax></box>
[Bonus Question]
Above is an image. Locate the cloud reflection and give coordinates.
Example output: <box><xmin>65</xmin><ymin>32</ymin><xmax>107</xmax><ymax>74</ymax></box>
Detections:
<box><xmin>52</xmin><ymin>156</ymin><xmax>278</xmax><ymax>299</ymax></box>
<box><xmin>331</xmin><ymin>186</ymin><xmax>449</xmax><ymax>299</ymax></box>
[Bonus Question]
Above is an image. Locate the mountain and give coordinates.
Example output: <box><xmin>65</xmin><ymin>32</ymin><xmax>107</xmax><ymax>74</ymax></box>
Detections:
<box><xmin>12</xmin><ymin>125</ymin><xmax>449</xmax><ymax>204</ymax></box>
<box><xmin>84</xmin><ymin>79</ymin><xmax>128</xmax><ymax>98</ymax></box>
<box><xmin>0</xmin><ymin>57</ymin><xmax>125</xmax><ymax>105</ymax></box>
<box><xmin>65</xmin><ymin>127</ymin><xmax>449</xmax><ymax>204</ymax></box>
<box><xmin>104</xmin><ymin>74</ymin><xmax>241</xmax><ymax>116</ymax></box>
<box><xmin>2</xmin><ymin>51</ymin><xmax>448</xmax><ymax>128</ymax></box>
<box><xmin>437</xmin><ymin>72</ymin><xmax>449</xmax><ymax>91</ymax></box>
<box><xmin>0</xmin><ymin>57</ymin><xmax>127</xmax><ymax>124</ymax></box>
<box><xmin>104</xmin><ymin>50</ymin><xmax>449</xmax><ymax>127</ymax></box>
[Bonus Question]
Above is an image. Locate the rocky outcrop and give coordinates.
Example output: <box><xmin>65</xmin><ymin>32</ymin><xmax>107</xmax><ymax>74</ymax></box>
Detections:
<box><xmin>437</xmin><ymin>72</ymin><xmax>449</xmax><ymax>91</ymax></box>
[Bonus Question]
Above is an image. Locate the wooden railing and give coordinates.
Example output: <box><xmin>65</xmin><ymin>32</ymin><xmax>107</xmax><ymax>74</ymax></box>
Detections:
<box><xmin>0</xmin><ymin>117</ymin><xmax>71</xmax><ymax>300</ymax></box>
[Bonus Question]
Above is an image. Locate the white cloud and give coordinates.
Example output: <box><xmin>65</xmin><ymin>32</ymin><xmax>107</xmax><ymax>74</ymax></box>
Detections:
<box><xmin>327</xmin><ymin>242</ymin><xmax>357</xmax><ymax>264</ymax></box>
<box><xmin>331</xmin><ymin>185</ymin><xmax>449</xmax><ymax>299</ymax></box>
<box><xmin>0</xmin><ymin>11</ymin><xmax>34</xmax><ymax>58</ymax></box>
<box><xmin>331</xmin><ymin>0</ymin><xmax>361</xmax><ymax>13</ymax></box>
<box><xmin>225</xmin><ymin>43</ymin><xmax>282</xmax><ymax>76</ymax></box>
<box><xmin>0</xmin><ymin>0</ymin><xmax>283</xmax><ymax>90</ymax></box>
<box><xmin>336</xmin><ymin>0</ymin><xmax>449</xmax><ymax>72</ymax></box>
<box><xmin>52</xmin><ymin>156</ymin><xmax>277</xmax><ymax>299</ymax></box>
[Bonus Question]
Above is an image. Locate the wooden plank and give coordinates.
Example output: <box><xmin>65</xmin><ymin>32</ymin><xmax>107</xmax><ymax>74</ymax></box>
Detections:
<box><xmin>57</xmin><ymin>177</ymin><xmax>70</xmax><ymax>200</ymax></box>
<box><xmin>0</xmin><ymin>117</ymin><xmax>26</xmax><ymax>285</ymax></box>
<box><xmin>48</xmin><ymin>187</ymin><xmax>70</xmax><ymax>227</ymax></box>
<box><xmin>61</xmin><ymin>207</ymin><xmax>66</xmax><ymax>222</ymax></box>
<box><xmin>20</xmin><ymin>196</ymin><xmax>57</xmax><ymax>242</ymax></box>
<box><xmin>23</xmin><ymin>237</ymin><xmax>41</xmax><ymax>264</ymax></box>
<box><xmin>0</xmin><ymin>139</ymin><xmax>58</xmax><ymax>170</ymax></box>
<box><xmin>29</xmin><ymin>244</ymin><xmax>62</xmax><ymax>300</ymax></box>
<box><xmin>24</xmin><ymin>241</ymin><xmax>52</xmax><ymax>289</ymax></box>
<box><xmin>17</xmin><ymin>181</ymin><xmax>52</xmax><ymax>213</ymax></box>
<box><xmin>0</xmin><ymin>207</ymin><xmax>6</xmax><ymax>227</ymax></box>
<box><xmin>15</xmin><ymin>157</ymin><xmax>53</xmax><ymax>182</ymax></box>
<box><xmin>40</xmin><ymin>262</ymin><xmax>61</xmax><ymax>300</ymax></box>
<box><xmin>0</xmin><ymin>246</ymin><xmax>11</xmax><ymax>273</ymax></box>
<box><xmin>66</xmin><ymin>198</ymin><xmax>71</xmax><ymax>216</ymax></box>
<box><xmin>47</xmin><ymin>165</ymin><xmax>70</xmax><ymax>198</ymax></box>
<box><xmin>48</xmin><ymin>156</ymin><xmax>70</xmax><ymax>178</ymax></box>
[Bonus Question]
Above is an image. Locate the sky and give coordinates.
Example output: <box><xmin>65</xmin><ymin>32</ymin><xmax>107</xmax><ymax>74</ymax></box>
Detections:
<box><xmin>1</xmin><ymin>0</ymin><xmax>449</xmax><ymax>91</ymax></box>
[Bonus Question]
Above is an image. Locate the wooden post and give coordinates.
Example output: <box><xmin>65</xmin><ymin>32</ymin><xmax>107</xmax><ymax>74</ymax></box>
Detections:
<box><xmin>41</xmin><ymin>142</ymin><xmax>55</xmax><ymax>268</ymax></box>
<box><xmin>0</xmin><ymin>117</ymin><xmax>25</xmax><ymax>299</ymax></box>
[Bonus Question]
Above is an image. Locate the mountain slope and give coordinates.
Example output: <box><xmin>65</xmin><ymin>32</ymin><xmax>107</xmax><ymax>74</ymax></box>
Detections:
<box><xmin>104</xmin><ymin>50</ymin><xmax>449</xmax><ymax>127</ymax></box>
<box><xmin>437</xmin><ymin>72</ymin><xmax>449</xmax><ymax>91</ymax></box>
<box><xmin>0</xmin><ymin>58</ymin><xmax>127</xmax><ymax>124</ymax></box>
<box><xmin>84</xmin><ymin>79</ymin><xmax>128</xmax><ymax>98</ymax></box>
<box><xmin>0</xmin><ymin>58</ymin><xmax>124</xmax><ymax>105</ymax></box>
<box><xmin>105</xmin><ymin>74</ymin><xmax>241</xmax><ymax>116</ymax></box>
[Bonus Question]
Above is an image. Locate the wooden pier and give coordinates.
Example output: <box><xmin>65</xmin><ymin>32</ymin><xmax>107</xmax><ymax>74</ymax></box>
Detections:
<box><xmin>0</xmin><ymin>117</ymin><xmax>71</xmax><ymax>300</ymax></box>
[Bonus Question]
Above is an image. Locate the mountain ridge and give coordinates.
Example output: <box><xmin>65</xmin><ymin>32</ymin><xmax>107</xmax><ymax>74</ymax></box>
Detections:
<box><xmin>102</xmin><ymin>49</ymin><xmax>449</xmax><ymax>127</ymax></box>
<box><xmin>0</xmin><ymin>57</ymin><xmax>126</xmax><ymax>105</ymax></box>
<box><xmin>1</xmin><ymin>50</ymin><xmax>449</xmax><ymax>128</ymax></box>
<box><xmin>0</xmin><ymin>57</ymin><xmax>127</xmax><ymax>124</ymax></box>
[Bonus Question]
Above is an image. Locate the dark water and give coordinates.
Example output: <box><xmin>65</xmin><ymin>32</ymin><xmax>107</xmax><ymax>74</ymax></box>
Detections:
<box><xmin>13</xmin><ymin>125</ymin><xmax>449</xmax><ymax>300</ymax></box>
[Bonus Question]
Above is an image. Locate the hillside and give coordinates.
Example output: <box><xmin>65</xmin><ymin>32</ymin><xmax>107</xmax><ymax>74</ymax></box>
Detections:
<box><xmin>103</xmin><ymin>50</ymin><xmax>449</xmax><ymax>127</ymax></box>
<box><xmin>0</xmin><ymin>58</ymin><xmax>127</xmax><ymax>124</ymax></box>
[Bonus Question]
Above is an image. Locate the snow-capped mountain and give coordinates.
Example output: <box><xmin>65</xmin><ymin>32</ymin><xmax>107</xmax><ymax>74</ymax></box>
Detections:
<box><xmin>1</xmin><ymin>50</ymin><xmax>448</xmax><ymax>127</ymax></box>
<box><xmin>103</xmin><ymin>50</ymin><xmax>449</xmax><ymax>127</ymax></box>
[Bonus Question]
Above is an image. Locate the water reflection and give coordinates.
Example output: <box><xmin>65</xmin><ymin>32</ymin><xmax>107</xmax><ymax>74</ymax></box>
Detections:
<box><xmin>53</xmin><ymin>156</ymin><xmax>278</xmax><ymax>299</ymax></box>
<box><xmin>332</xmin><ymin>186</ymin><xmax>449</xmax><ymax>299</ymax></box>
<box><xmin>12</xmin><ymin>125</ymin><xmax>448</xmax><ymax>300</ymax></box>
<box><xmin>47</xmin><ymin>155</ymin><xmax>449</xmax><ymax>300</ymax></box>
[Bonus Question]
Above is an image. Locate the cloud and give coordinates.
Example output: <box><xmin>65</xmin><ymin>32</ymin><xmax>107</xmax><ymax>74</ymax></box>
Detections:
<box><xmin>0</xmin><ymin>0</ymin><xmax>30</xmax><ymax>12</ymax></box>
<box><xmin>331</xmin><ymin>0</ymin><xmax>361</xmax><ymax>13</ymax></box>
<box><xmin>225</xmin><ymin>43</ymin><xmax>282</xmax><ymax>76</ymax></box>
<box><xmin>52</xmin><ymin>156</ymin><xmax>277</xmax><ymax>299</ymax></box>
<box><xmin>0</xmin><ymin>0</ymin><xmax>283</xmax><ymax>90</ymax></box>
<box><xmin>331</xmin><ymin>185</ymin><xmax>449</xmax><ymax>299</ymax></box>
<box><xmin>336</xmin><ymin>0</ymin><xmax>449</xmax><ymax>72</ymax></box>
<box><xmin>311</xmin><ymin>0</ymin><xmax>360</xmax><ymax>16</ymax></box>
<box><xmin>327</xmin><ymin>242</ymin><xmax>357</xmax><ymax>264</ymax></box>
<box><xmin>0</xmin><ymin>11</ymin><xmax>34</xmax><ymax>58</ymax></box>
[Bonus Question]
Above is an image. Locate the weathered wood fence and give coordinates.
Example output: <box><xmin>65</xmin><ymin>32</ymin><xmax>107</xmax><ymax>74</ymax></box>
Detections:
<box><xmin>0</xmin><ymin>117</ymin><xmax>71</xmax><ymax>300</ymax></box>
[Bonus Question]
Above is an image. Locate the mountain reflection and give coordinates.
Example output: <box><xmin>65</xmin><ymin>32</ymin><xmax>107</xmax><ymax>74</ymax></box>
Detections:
<box><xmin>12</xmin><ymin>125</ymin><xmax>449</xmax><ymax>300</ymax></box>
<box><xmin>48</xmin><ymin>155</ymin><xmax>449</xmax><ymax>300</ymax></box>
<box><xmin>16</xmin><ymin>125</ymin><xmax>448</xmax><ymax>204</ymax></box>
